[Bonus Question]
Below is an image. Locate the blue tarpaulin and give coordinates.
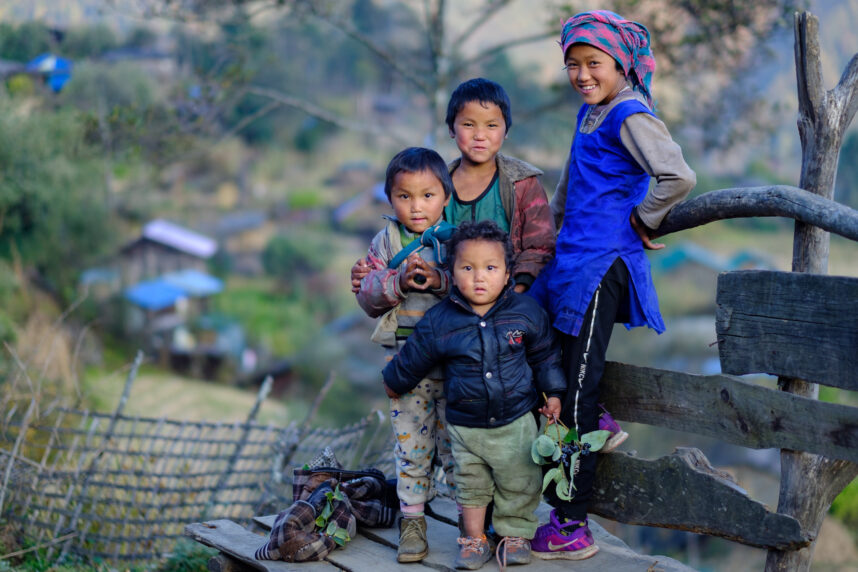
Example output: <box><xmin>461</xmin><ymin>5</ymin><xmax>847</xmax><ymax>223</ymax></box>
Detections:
<box><xmin>124</xmin><ymin>280</ymin><xmax>185</xmax><ymax>311</ymax></box>
<box><xmin>26</xmin><ymin>53</ymin><xmax>72</xmax><ymax>92</ymax></box>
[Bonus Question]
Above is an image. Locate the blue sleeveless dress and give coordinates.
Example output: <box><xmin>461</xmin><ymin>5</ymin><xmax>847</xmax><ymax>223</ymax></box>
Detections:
<box><xmin>530</xmin><ymin>99</ymin><xmax>665</xmax><ymax>337</ymax></box>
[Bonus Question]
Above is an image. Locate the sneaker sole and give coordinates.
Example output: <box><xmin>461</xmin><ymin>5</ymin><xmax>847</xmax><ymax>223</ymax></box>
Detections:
<box><xmin>397</xmin><ymin>548</ymin><xmax>428</xmax><ymax>563</ymax></box>
<box><xmin>600</xmin><ymin>430</ymin><xmax>629</xmax><ymax>454</ymax></box>
<box><xmin>532</xmin><ymin>544</ymin><xmax>599</xmax><ymax>561</ymax></box>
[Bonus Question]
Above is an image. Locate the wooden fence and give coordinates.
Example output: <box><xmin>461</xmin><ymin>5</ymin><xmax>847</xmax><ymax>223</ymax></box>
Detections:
<box><xmin>0</xmin><ymin>356</ymin><xmax>394</xmax><ymax>564</ymax></box>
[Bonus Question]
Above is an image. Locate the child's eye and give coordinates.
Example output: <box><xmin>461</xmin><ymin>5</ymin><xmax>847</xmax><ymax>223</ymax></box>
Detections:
<box><xmin>424</xmin><ymin>192</ymin><xmax>435</xmax><ymax>198</ymax></box>
<box><xmin>398</xmin><ymin>194</ymin><xmax>409</xmax><ymax>200</ymax></box>
<box><xmin>462</xmin><ymin>265</ymin><xmax>472</xmax><ymax>271</ymax></box>
<box><xmin>487</xmin><ymin>265</ymin><xmax>496</xmax><ymax>271</ymax></box>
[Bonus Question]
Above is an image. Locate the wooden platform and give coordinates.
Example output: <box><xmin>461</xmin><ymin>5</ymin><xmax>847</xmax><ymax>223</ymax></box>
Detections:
<box><xmin>185</xmin><ymin>496</ymin><xmax>695</xmax><ymax>571</ymax></box>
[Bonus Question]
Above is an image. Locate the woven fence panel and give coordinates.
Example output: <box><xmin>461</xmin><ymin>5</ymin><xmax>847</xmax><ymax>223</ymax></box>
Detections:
<box><xmin>0</xmin><ymin>406</ymin><xmax>394</xmax><ymax>564</ymax></box>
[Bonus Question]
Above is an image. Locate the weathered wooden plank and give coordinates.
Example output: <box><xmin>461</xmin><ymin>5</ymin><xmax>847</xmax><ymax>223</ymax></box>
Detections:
<box><xmin>716</xmin><ymin>270</ymin><xmax>858</xmax><ymax>389</ymax></box>
<box><xmin>656</xmin><ymin>185</ymin><xmax>858</xmax><ymax>242</ymax></box>
<box><xmin>259</xmin><ymin>499</ymin><xmax>693</xmax><ymax>571</ymax></box>
<box><xmin>600</xmin><ymin>361</ymin><xmax>858</xmax><ymax>463</ymax></box>
<box><xmin>183</xmin><ymin>520</ymin><xmax>339</xmax><ymax>572</ymax></box>
<box><xmin>590</xmin><ymin>449</ymin><xmax>810</xmax><ymax>550</ymax></box>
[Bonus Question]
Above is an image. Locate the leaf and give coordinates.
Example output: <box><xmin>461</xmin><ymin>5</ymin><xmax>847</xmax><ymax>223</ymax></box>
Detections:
<box><xmin>535</xmin><ymin>434</ymin><xmax>557</xmax><ymax>457</ymax></box>
<box><xmin>544</xmin><ymin>423</ymin><xmax>568</xmax><ymax>443</ymax></box>
<box><xmin>542</xmin><ymin>467</ymin><xmax>561</xmax><ymax>493</ymax></box>
<box><xmin>581</xmin><ymin>429</ymin><xmax>612</xmax><ymax>452</ymax></box>
<box><xmin>563</xmin><ymin>427</ymin><xmax>579</xmax><ymax>444</ymax></box>
<box><xmin>315</xmin><ymin>515</ymin><xmax>325</xmax><ymax>528</ymax></box>
<box><xmin>552</xmin><ymin>444</ymin><xmax>562</xmax><ymax>462</ymax></box>
<box><xmin>326</xmin><ymin>521</ymin><xmax>338</xmax><ymax>535</ymax></box>
<box><xmin>556</xmin><ymin>476</ymin><xmax>572</xmax><ymax>501</ymax></box>
<box><xmin>531</xmin><ymin>440</ymin><xmax>550</xmax><ymax>465</ymax></box>
<box><xmin>321</xmin><ymin>503</ymin><xmax>333</xmax><ymax>520</ymax></box>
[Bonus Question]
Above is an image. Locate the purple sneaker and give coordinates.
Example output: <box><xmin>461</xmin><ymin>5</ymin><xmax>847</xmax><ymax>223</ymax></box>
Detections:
<box><xmin>598</xmin><ymin>404</ymin><xmax>629</xmax><ymax>453</ymax></box>
<box><xmin>531</xmin><ymin>511</ymin><xmax>599</xmax><ymax>561</ymax></box>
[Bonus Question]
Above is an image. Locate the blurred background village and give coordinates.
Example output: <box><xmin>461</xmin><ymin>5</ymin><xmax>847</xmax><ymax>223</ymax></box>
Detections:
<box><xmin>0</xmin><ymin>0</ymin><xmax>856</xmax><ymax>570</ymax></box>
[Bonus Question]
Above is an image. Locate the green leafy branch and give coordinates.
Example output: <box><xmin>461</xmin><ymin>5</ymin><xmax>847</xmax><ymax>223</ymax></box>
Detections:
<box><xmin>313</xmin><ymin>485</ymin><xmax>352</xmax><ymax>546</ymax></box>
<box><xmin>531</xmin><ymin>420</ymin><xmax>611</xmax><ymax>501</ymax></box>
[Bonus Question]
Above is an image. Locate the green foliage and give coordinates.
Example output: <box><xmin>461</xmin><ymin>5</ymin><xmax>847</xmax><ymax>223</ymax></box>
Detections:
<box><xmin>262</xmin><ymin>233</ymin><xmax>328</xmax><ymax>278</ymax></box>
<box><xmin>5</xmin><ymin>75</ymin><xmax>35</xmax><ymax>98</ymax></box>
<box><xmin>0</xmin><ymin>21</ymin><xmax>52</xmax><ymax>62</ymax></box>
<box><xmin>0</xmin><ymin>103</ymin><xmax>118</xmax><ymax>303</ymax></box>
<box><xmin>158</xmin><ymin>538</ymin><xmax>216</xmax><ymax>572</ymax></box>
<box><xmin>836</xmin><ymin>131</ymin><xmax>858</xmax><ymax>209</ymax></box>
<box><xmin>831</xmin><ymin>477</ymin><xmax>858</xmax><ymax>531</ymax></box>
<box><xmin>533</xmin><ymin>424</ymin><xmax>611</xmax><ymax>501</ymax></box>
<box><xmin>60</xmin><ymin>61</ymin><xmax>158</xmax><ymax>112</ymax></box>
<box><xmin>62</xmin><ymin>24</ymin><xmax>119</xmax><ymax>58</ymax></box>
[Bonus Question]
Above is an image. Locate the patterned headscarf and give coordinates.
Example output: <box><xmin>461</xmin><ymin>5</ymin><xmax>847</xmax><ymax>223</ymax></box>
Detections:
<box><xmin>560</xmin><ymin>10</ymin><xmax>656</xmax><ymax>108</ymax></box>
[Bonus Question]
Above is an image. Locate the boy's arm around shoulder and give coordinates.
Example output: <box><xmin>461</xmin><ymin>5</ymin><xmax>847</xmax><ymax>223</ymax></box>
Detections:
<box><xmin>521</xmin><ymin>297</ymin><xmax>566</xmax><ymax>398</ymax></box>
<box><xmin>355</xmin><ymin>227</ymin><xmax>405</xmax><ymax>318</ymax></box>
<box><xmin>381</xmin><ymin>308</ymin><xmax>442</xmax><ymax>395</ymax></box>
<box><xmin>621</xmin><ymin>113</ymin><xmax>696</xmax><ymax>231</ymax></box>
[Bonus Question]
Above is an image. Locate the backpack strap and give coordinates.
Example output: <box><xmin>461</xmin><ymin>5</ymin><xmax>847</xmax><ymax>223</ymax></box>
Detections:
<box><xmin>387</xmin><ymin>221</ymin><xmax>456</xmax><ymax>269</ymax></box>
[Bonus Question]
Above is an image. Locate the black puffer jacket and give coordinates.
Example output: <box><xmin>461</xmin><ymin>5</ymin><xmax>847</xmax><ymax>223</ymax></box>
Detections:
<box><xmin>382</xmin><ymin>284</ymin><xmax>565</xmax><ymax>429</ymax></box>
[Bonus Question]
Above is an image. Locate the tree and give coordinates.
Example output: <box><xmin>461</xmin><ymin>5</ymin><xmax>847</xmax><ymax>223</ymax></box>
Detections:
<box><xmin>126</xmin><ymin>0</ymin><xmax>804</xmax><ymax>155</ymax></box>
<box><xmin>0</xmin><ymin>104</ymin><xmax>118</xmax><ymax>303</ymax></box>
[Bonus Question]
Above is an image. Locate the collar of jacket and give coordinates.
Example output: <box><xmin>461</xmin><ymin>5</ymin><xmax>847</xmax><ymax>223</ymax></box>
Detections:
<box><xmin>448</xmin><ymin>279</ymin><xmax>516</xmax><ymax>318</ymax></box>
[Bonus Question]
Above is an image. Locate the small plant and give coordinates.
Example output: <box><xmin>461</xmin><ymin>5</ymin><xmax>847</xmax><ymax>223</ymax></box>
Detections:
<box><xmin>314</xmin><ymin>485</ymin><xmax>351</xmax><ymax>547</ymax></box>
<box><xmin>531</xmin><ymin>420</ymin><xmax>611</xmax><ymax>501</ymax></box>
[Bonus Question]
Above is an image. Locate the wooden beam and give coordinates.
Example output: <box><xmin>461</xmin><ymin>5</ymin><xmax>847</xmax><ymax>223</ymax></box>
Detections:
<box><xmin>716</xmin><ymin>270</ymin><xmax>858</xmax><ymax>389</ymax></box>
<box><xmin>600</xmin><ymin>362</ymin><xmax>858</xmax><ymax>463</ymax></box>
<box><xmin>655</xmin><ymin>185</ymin><xmax>858</xmax><ymax>242</ymax></box>
<box><xmin>591</xmin><ymin>449</ymin><xmax>810</xmax><ymax>551</ymax></box>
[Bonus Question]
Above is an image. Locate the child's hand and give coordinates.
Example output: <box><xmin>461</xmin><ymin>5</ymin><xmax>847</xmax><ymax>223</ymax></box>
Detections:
<box><xmin>539</xmin><ymin>397</ymin><xmax>562</xmax><ymax>421</ymax></box>
<box><xmin>351</xmin><ymin>258</ymin><xmax>371</xmax><ymax>293</ymax></box>
<box><xmin>513</xmin><ymin>283</ymin><xmax>527</xmax><ymax>294</ymax></box>
<box><xmin>399</xmin><ymin>254</ymin><xmax>440</xmax><ymax>291</ymax></box>
<box><xmin>383</xmin><ymin>382</ymin><xmax>400</xmax><ymax>399</ymax></box>
<box><xmin>630</xmin><ymin>213</ymin><xmax>665</xmax><ymax>250</ymax></box>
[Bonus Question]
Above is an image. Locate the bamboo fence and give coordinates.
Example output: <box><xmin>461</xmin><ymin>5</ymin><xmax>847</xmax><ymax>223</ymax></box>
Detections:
<box><xmin>0</xmin><ymin>353</ymin><xmax>395</xmax><ymax>565</ymax></box>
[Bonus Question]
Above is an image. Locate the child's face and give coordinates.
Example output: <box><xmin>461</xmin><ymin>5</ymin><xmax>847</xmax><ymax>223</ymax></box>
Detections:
<box><xmin>449</xmin><ymin>100</ymin><xmax>507</xmax><ymax>167</ymax></box>
<box><xmin>565</xmin><ymin>43</ymin><xmax>626</xmax><ymax>106</ymax></box>
<box><xmin>389</xmin><ymin>169</ymin><xmax>449</xmax><ymax>233</ymax></box>
<box><xmin>451</xmin><ymin>239</ymin><xmax>510</xmax><ymax>316</ymax></box>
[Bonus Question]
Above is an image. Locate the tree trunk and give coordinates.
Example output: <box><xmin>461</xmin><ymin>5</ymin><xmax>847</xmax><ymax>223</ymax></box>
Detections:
<box><xmin>765</xmin><ymin>12</ymin><xmax>858</xmax><ymax>572</ymax></box>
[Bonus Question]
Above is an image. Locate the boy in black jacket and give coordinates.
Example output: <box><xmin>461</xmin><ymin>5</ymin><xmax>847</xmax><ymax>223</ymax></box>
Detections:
<box><xmin>383</xmin><ymin>220</ymin><xmax>565</xmax><ymax>570</ymax></box>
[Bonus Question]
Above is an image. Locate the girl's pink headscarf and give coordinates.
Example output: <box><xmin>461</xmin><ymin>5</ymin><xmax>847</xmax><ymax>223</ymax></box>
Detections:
<box><xmin>560</xmin><ymin>10</ymin><xmax>656</xmax><ymax>108</ymax></box>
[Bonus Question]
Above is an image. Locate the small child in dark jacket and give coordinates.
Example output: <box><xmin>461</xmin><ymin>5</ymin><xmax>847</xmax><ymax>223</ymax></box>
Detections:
<box><xmin>383</xmin><ymin>220</ymin><xmax>565</xmax><ymax>570</ymax></box>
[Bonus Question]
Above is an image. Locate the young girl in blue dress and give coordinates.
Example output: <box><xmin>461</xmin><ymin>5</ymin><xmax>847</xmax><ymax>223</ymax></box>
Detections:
<box><xmin>528</xmin><ymin>10</ymin><xmax>696</xmax><ymax>561</ymax></box>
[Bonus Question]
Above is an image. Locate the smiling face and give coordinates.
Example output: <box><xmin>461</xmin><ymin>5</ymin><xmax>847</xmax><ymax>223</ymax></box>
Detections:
<box><xmin>451</xmin><ymin>239</ymin><xmax>510</xmax><ymax>316</ymax></box>
<box><xmin>565</xmin><ymin>43</ymin><xmax>626</xmax><ymax>106</ymax></box>
<box><xmin>449</xmin><ymin>100</ymin><xmax>507</xmax><ymax>167</ymax></box>
<box><xmin>388</xmin><ymin>168</ymin><xmax>449</xmax><ymax>233</ymax></box>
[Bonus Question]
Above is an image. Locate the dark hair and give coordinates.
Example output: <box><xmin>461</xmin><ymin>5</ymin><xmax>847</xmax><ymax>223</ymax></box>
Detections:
<box><xmin>445</xmin><ymin>78</ymin><xmax>512</xmax><ymax>134</ymax></box>
<box><xmin>448</xmin><ymin>220</ymin><xmax>514</xmax><ymax>271</ymax></box>
<box><xmin>384</xmin><ymin>147</ymin><xmax>454</xmax><ymax>201</ymax></box>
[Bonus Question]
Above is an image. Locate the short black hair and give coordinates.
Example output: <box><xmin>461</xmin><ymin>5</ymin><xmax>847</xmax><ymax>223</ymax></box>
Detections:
<box><xmin>448</xmin><ymin>220</ymin><xmax>514</xmax><ymax>271</ymax></box>
<box><xmin>383</xmin><ymin>147</ymin><xmax>455</xmax><ymax>201</ymax></box>
<box><xmin>445</xmin><ymin>78</ymin><xmax>512</xmax><ymax>134</ymax></box>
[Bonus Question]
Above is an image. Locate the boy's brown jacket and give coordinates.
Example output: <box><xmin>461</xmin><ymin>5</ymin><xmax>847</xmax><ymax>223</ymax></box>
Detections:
<box><xmin>448</xmin><ymin>153</ymin><xmax>555</xmax><ymax>288</ymax></box>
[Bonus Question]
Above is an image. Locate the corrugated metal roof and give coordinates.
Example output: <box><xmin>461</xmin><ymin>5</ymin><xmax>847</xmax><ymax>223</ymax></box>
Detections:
<box><xmin>142</xmin><ymin>219</ymin><xmax>217</xmax><ymax>258</ymax></box>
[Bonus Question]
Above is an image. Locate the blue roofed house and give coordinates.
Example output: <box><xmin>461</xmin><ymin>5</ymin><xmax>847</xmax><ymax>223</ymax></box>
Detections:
<box><xmin>119</xmin><ymin>220</ymin><xmax>245</xmax><ymax>377</ymax></box>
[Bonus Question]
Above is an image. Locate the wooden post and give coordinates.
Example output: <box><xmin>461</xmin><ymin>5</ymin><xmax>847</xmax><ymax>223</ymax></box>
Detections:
<box><xmin>765</xmin><ymin>11</ymin><xmax>858</xmax><ymax>572</ymax></box>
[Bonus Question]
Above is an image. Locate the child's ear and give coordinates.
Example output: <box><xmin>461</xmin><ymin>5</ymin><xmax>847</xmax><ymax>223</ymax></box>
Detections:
<box><xmin>449</xmin><ymin>127</ymin><xmax>456</xmax><ymax>138</ymax></box>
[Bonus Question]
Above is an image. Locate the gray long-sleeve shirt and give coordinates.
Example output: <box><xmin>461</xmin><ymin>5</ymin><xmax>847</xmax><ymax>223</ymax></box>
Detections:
<box><xmin>550</xmin><ymin>88</ymin><xmax>696</xmax><ymax>232</ymax></box>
